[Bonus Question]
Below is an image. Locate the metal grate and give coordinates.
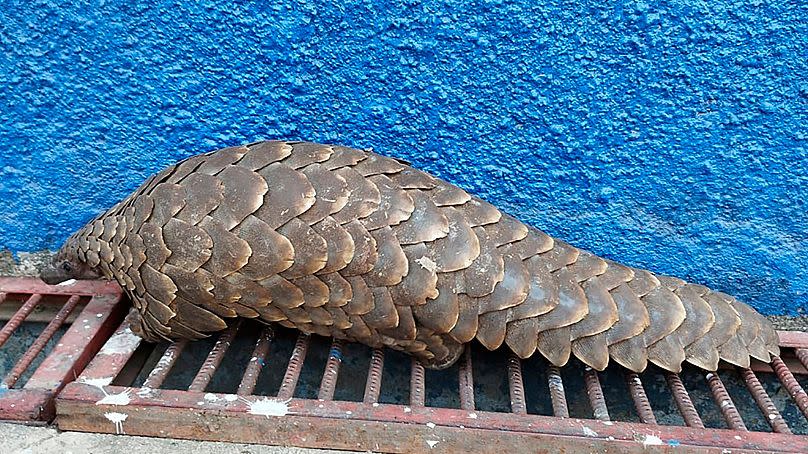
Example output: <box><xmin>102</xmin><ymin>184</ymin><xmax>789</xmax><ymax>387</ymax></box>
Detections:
<box><xmin>57</xmin><ymin>307</ymin><xmax>808</xmax><ymax>453</ymax></box>
<box><xmin>0</xmin><ymin>277</ymin><xmax>125</xmax><ymax>422</ymax></box>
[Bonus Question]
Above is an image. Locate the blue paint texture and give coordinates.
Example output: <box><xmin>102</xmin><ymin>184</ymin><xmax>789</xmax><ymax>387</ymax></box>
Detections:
<box><xmin>1</xmin><ymin>1</ymin><xmax>806</xmax><ymax>314</ymax></box>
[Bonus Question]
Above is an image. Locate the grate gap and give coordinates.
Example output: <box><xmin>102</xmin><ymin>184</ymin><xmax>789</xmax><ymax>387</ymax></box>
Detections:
<box><xmin>378</xmin><ymin>349</ymin><xmax>411</xmax><ymax>406</ymax></box>
<box><xmin>706</xmin><ymin>371</ymin><xmax>748</xmax><ymax>431</ymax></box>
<box><xmin>424</xmin><ymin>360</ymin><xmax>460</xmax><ymax>409</ymax></box>
<box><xmin>0</xmin><ymin>294</ymin><xmax>43</xmax><ymax>348</ymax></box>
<box><xmin>470</xmin><ymin>344</ymin><xmax>511</xmax><ymax>413</ymax></box>
<box><xmin>740</xmin><ymin>368</ymin><xmax>792</xmax><ymax>434</ymax></box>
<box><xmin>333</xmin><ymin>342</ymin><xmax>373</xmax><ymax>403</ymax></box>
<box><xmin>252</xmin><ymin>326</ymin><xmax>298</xmax><ymax>396</ymax></box>
<box><xmin>188</xmin><ymin>321</ymin><xmax>241</xmax><ymax>392</ymax></box>
<box><xmin>0</xmin><ymin>294</ymin><xmax>86</xmax><ymax>389</ymax></box>
<box><xmin>157</xmin><ymin>336</ymin><xmax>218</xmax><ymax>391</ymax></box>
<box><xmin>3</xmin><ymin>295</ymin><xmax>81</xmax><ymax>388</ymax></box>
<box><xmin>206</xmin><ymin>323</ymin><xmax>262</xmax><ymax>394</ymax></box>
<box><xmin>112</xmin><ymin>341</ymin><xmax>156</xmax><ymax>387</ymax></box>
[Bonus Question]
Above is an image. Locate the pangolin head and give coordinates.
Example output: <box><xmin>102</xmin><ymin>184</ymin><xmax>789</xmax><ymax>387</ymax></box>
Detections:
<box><xmin>40</xmin><ymin>233</ymin><xmax>101</xmax><ymax>284</ymax></box>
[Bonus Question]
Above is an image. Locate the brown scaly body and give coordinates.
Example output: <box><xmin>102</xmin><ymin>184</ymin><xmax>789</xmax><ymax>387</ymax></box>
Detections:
<box><xmin>41</xmin><ymin>141</ymin><xmax>779</xmax><ymax>372</ymax></box>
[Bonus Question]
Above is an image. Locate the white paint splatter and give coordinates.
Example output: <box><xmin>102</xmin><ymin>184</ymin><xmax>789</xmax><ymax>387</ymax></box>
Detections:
<box><xmin>426</xmin><ymin>422</ymin><xmax>436</xmax><ymax>429</ymax></box>
<box><xmin>768</xmin><ymin>413</ymin><xmax>777</xmax><ymax>420</ymax></box>
<box><xmin>426</xmin><ymin>440</ymin><xmax>439</xmax><ymax>448</ymax></box>
<box><xmin>99</xmin><ymin>328</ymin><xmax>141</xmax><ymax>355</ymax></box>
<box><xmin>105</xmin><ymin>412</ymin><xmax>128</xmax><ymax>434</ymax></box>
<box><xmin>602</xmin><ymin>421</ymin><xmax>614</xmax><ymax>426</ymax></box>
<box><xmin>96</xmin><ymin>390</ymin><xmax>131</xmax><ymax>406</ymax></box>
<box><xmin>547</xmin><ymin>375</ymin><xmax>564</xmax><ymax>393</ymax></box>
<box><xmin>247</xmin><ymin>398</ymin><xmax>290</xmax><ymax>417</ymax></box>
<box><xmin>136</xmin><ymin>387</ymin><xmax>155</xmax><ymax>398</ymax></box>
<box><xmin>582</xmin><ymin>426</ymin><xmax>599</xmax><ymax>437</ymax></box>
<box><xmin>81</xmin><ymin>377</ymin><xmax>114</xmax><ymax>389</ymax></box>
<box><xmin>403</xmin><ymin>407</ymin><xmax>412</xmax><ymax>413</ymax></box>
<box><xmin>372</xmin><ymin>402</ymin><xmax>379</xmax><ymax>407</ymax></box>
<box><xmin>57</xmin><ymin>279</ymin><xmax>77</xmax><ymax>286</ymax></box>
<box><xmin>223</xmin><ymin>394</ymin><xmax>238</xmax><ymax>402</ymax></box>
<box><xmin>639</xmin><ymin>434</ymin><xmax>664</xmax><ymax>447</ymax></box>
<box><xmin>467</xmin><ymin>412</ymin><xmax>478</xmax><ymax>419</ymax></box>
<box><xmin>204</xmin><ymin>393</ymin><xmax>219</xmax><ymax>402</ymax></box>
<box><xmin>415</xmin><ymin>256</ymin><xmax>438</xmax><ymax>273</ymax></box>
<box><xmin>148</xmin><ymin>352</ymin><xmax>177</xmax><ymax>380</ymax></box>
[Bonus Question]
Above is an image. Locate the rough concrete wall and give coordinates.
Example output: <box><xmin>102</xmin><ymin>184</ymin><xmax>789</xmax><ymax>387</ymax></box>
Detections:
<box><xmin>1</xmin><ymin>1</ymin><xmax>806</xmax><ymax>314</ymax></box>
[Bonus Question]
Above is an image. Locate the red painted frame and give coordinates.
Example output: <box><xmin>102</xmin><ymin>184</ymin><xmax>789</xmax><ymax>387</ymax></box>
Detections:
<box><xmin>0</xmin><ymin>277</ymin><xmax>125</xmax><ymax>422</ymax></box>
<box><xmin>57</xmin><ymin>312</ymin><xmax>808</xmax><ymax>453</ymax></box>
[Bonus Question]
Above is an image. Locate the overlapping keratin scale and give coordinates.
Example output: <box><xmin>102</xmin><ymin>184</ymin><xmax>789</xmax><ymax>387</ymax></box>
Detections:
<box><xmin>64</xmin><ymin>140</ymin><xmax>779</xmax><ymax>372</ymax></box>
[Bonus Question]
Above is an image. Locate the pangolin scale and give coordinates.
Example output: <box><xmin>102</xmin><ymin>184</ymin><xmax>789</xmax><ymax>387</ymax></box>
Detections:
<box><xmin>40</xmin><ymin>141</ymin><xmax>779</xmax><ymax>373</ymax></box>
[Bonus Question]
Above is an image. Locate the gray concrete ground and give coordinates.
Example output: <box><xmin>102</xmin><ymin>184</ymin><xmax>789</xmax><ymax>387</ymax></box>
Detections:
<box><xmin>0</xmin><ymin>422</ymin><xmax>356</xmax><ymax>454</ymax></box>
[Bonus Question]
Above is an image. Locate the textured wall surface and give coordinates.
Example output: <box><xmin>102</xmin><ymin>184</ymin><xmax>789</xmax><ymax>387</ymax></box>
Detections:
<box><xmin>1</xmin><ymin>1</ymin><xmax>806</xmax><ymax>314</ymax></box>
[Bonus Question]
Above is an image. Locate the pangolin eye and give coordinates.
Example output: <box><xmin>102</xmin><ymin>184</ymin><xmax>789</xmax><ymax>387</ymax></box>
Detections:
<box><xmin>61</xmin><ymin>262</ymin><xmax>72</xmax><ymax>272</ymax></box>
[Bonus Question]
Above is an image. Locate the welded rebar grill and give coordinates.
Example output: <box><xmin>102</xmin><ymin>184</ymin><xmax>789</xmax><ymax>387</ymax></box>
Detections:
<box><xmin>0</xmin><ymin>277</ymin><xmax>124</xmax><ymax>422</ymax></box>
<box><xmin>58</xmin><ymin>313</ymin><xmax>808</xmax><ymax>453</ymax></box>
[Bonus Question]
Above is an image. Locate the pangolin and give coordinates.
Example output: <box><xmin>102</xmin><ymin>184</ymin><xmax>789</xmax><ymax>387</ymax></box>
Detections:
<box><xmin>40</xmin><ymin>140</ymin><xmax>779</xmax><ymax>373</ymax></box>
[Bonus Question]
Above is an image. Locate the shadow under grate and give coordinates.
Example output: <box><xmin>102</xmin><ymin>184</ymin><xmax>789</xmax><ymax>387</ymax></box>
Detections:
<box><xmin>58</xmin><ymin>316</ymin><xmax>808</xmax><ymax>452</ymax></box>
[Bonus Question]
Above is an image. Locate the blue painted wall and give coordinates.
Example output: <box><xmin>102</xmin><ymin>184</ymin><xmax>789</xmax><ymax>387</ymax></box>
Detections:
<box><xmin>1</xmin><ymin>1</ymin><xmax>806</xmax><ymax>315</ymax></box>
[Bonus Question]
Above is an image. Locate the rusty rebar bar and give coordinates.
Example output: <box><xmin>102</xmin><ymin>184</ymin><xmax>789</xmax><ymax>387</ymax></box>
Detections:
<box><xmin>318</xmin><ymin>339</ymin><xmax>344</xmax><ymax>401</ymax></box>
<box><xmin>410</xmin><ymin>358</ymin><xmax>426</xmax><ymax>407</ymax></box>
<box><xmin>796</xmin><ymin>348</ymin><xmax>808</xmax><ymax>372</ymax></box>
<box><xmin>665</xmin><ymin>373</ymin><xmax>704</xmax><ymax>428</ymax></box>
<box><xmin>547</xmin><ymin>365</ymin><xmax>569</xmax><ymax>418</ymax></box>
<box><xmin>3</xmin><ymin>295</ymin><xmax>81</xmax><ymax>388</ymax></box>
<box><xmin>0</xmin><ymin>294</ymin><xmax>42</xmax><ymax>348</ymax></box>
<box><xmin>458</xmin><ymin>346</ymin><xmax>475</xmax><ymax>411</ymax></box>
<box><xmin>277</xmin><ymin>332</ymin><xmax>310</xmax><ymax>400</ymax></box>
<box><xmin>507</xmin><ymin>352</ymin><xmax>527</xmax><ymax>414</ymax></box>
<box><xmin>626</xmin><ymin>372</ymin><xmax>657</xmax><ymax>424</ymax></box>
<box><xmin>363</xmin><ymin>348</ymin><xmax>384</xmax><ymax>404</ymax></box>
<box><xmin>142</xmin><ymin>340</ymin><xmax>188</xmax><ymax>389</ymax></box>
<box><xmin>770</xmin><ymin>355</ymin><xmax>808</xmax><ymax>420</ymax></box>
<box><xmin>188</xmin><ymin>321</ymin><xmax>241</xmax><ymax>392</ymax></box>
<box><xmin>706</xmin><ymin>372</ymin><xmax>747</xmax><ymax>431</ymax></box>
<box><xmin>584</xmin><ymin>367</ymin><xmax>610</xmax><ymax>421</ymax></box>
<box><xmin>237</xmin><ymin>326</ymin><xmax>274</xmax><ymax>395</ymax></box>
<box><xmin>739</xmin><ymin>368</ymin><xmax>791</xmax><ymax>434</ymax></box>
